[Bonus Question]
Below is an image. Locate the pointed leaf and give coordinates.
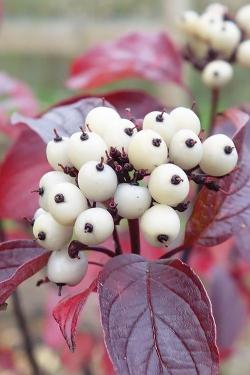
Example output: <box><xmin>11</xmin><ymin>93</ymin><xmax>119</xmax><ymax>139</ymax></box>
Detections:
<box><xmin>98</xmin><ymin>254</ymin><xmax>219</xmax><ymax>375</ymax></box>
<box><xmin>0</xmin><ymin>240</ymin><xmax>50</xmax><ymax>306</ymax></box>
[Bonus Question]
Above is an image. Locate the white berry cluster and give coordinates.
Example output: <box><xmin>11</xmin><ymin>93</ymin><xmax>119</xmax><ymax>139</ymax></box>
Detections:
<box><xmin>32</xmin><ymin>105</ymin><xmax>238</xmax><ymax>287</ymax></box>
<box><xmin>179</xmin><ymin>3</ymin><xmax>250</xmax><ymax>88</ymax></box>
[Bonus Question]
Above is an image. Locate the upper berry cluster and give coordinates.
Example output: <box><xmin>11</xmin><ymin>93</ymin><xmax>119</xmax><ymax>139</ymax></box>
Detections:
<box><xmin>179</xmin><ymin>3</ymin><xmax>250</xmax><ymax>88</ymax></box>
<box><xmin>32</xmin><ymin>105</ymin><xmax>238</xmax><ymax>288</ymax></box>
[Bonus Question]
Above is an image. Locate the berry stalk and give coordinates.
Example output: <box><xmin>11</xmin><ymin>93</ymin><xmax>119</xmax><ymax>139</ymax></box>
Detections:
<box><xmin>128</xmin><ymin>219</ymin><xmax>140</xmax><ymax>254</ymax></box>
<box><xmin>209</xmin><ymin>88</ymin><xmax>220</xmax><ymax>132</ymax></box>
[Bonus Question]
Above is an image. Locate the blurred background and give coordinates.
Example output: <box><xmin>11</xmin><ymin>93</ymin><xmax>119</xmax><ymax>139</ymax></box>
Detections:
<box><xmin>1</xmin><ymin>1</ymin><xmax>250</xmax><ymax>374</ymax></box>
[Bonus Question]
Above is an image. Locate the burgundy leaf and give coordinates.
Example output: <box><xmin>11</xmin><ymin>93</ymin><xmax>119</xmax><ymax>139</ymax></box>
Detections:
<box><xmin>214</xmin><ymin>108</ymin><xmax>249</xmax><ymax>137</ymax></box>
<box><xmin>0</xmin><ymin>240</ymin><xmax>50</xmax><ymax>306</ymax></box>
<box><xmin>185</xmin><ymin>113</ymin><xmax>249</xmax><ymax>247</ymax></box>
<box><xmin>67</xmin><ymin>32</ymin><xmax>183</xmax><ymax>90</ymax></box>
<box><xmin>209</xmin><ymin>266</ymin><xmax>247</xmax><ymax>356</ymax></box>
<box><xmin>0</xmin><ymin>128</ymin><xmax>50</xmax><ymax>220</ymax></box>
<box><xmin>98</xmin><ymin>254</ymin><xmax>219</xmax><ymax>375</ymax></box>
<box><xmin>53</xmin><ymin>278</ymin><xmax>97</xmax><ymax>351</ymax></box>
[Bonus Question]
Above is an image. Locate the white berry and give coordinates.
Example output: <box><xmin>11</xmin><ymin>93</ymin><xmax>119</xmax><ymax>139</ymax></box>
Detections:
<box><xmin>68</xmin><ymin>131</ymin><xmax>107</xmax><ymax>170</ymax></box>
<box><xmin>46</xmin><ymin>135</ymin><xmax>72</xmax><ymax>171</ymax></box>
<box><xmin>140</xmin><ymin>204</ymin><xmax>180</xmax><ymax>247</ymax></box>
<box><xmin>187</xmin><ymin>36</ymin><xmax>209</xmax><ymax>60</ymax></box>
<box><xmin>74</xmin><ymin>208</ymin><xmax>114</xmax><ymax>245</ymax></box>
<box><xmin>205</xmin><ymin>3</ymin><xmax>228</xmax><ymax>17</ymax></box>
<box><xmin>199</xmin><ymin>134</ymin><xmax>238</xmax><ymax>177</ymax></box>
<box><xmin>33</xmin><ymin>207</ymin><xmax>47</xmax><ymax>221</ymax></box>
<box><xmin>178</xmin><ymin>11</ymin><xmax>200</xmax><ymax>36</ymax></box>
<box><xmin>47</xmin><ymin>182</ymin><xmax>88</xmax><ymax>225</ymax></box>
<box><xmin>142</xmin><ymin>111</ymin><xmax>175</xmax><ymax>146</ymax></box>
<box><xmin>47</xmin><ymin>247</ymin><xmax>88</xmax><ymax>286</ymax></box>
<box><xmin>236</xmin><ymin>40</ymin><xmax>250</xmax><ymax>68</ymax></box>
<box><xmin>198</xmin><ymin>12</ymin><xmax>223</xmax><ymax>41</ymax></box>
<box><xmin>210</xmin><ymin>21</ymin><xmax>241</xmax><ymax>58</ymax></box>
<box><xmin>169</xmin><ymin>129</ymin><xmax>203</xmax><ymax>170</ymax></box>
<box><xmin>114</xmin><ymin>183</ymin><xmax>152</xmax><ymax>219</ymax></box>
<box><xmin>38</xmin><ymin>171</ymin><xmax>75</xmax><ymax>211</ymax></box>
<box><xmin>202</xmin><ymin>60</ymin><xmax>233</xmax><ymax>89</ymax></box>
<box><xmin>169</xmin><ymin>107</ymin><xmax>201</xmax><ymax>135</ymax></box>
<box><xmin>148</xmin><ymin>163</ymin><xmax>189</xmax><ymax>206</ymax></box>
<box><xmin>33</xmin><ymin>212</ymin><xmax>72</xmax><ymax>251</ymax></box>
<box><xmin>85</xmin><ymin>106</ymin><xmax>120</xmax><ymax>137</ymax></box>
<box><xmin>78</xmin><ymin>160</ymin><xmax>118</xmax><ymax>202</ymax></box>
<box><xmin>128</xmin><ymin>129</ymin><xmax>168</xmax><ymax>172</ymax></box>
<box><xmin>236</xmin><ymin>5</ymin><xmax>250</xmax><ymax>37</ymax></box>
<box><xmin>103</xmin><ymin>118</ymin><xmax>136</xmax><ymax>152</ymax></box>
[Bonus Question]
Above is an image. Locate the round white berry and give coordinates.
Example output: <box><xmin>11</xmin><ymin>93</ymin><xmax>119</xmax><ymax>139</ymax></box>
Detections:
<box><xmin>148</xmin><ymin>163</ymin><xmax>189</xmax><ymax>206</ymax></box>
<box><xmin>169</xmin><ymin>107</ymin><xmax>201</xmax><ymax>136</ymax></box>
<box><xmin>74</xmin><ymin>208</ymin><xmax>114</xmax><ymax>245</ymax></box>
<box><xmin>114</xmin><ymin>183</ymin><xmax>152</xmax><ymax>219</ymax></box>
<box><xmin>236</xmin><ymin>5</ymin><xmax>250</xmax><ymax>37</ymax></box>
<box><xmin>85</xmin><ymin>106</ymin><xmax>120</xmax><ymax>137</ymax></box>
<box><xmin>33</xmin><ymin>212</ymin><xmax>72</xmax><ymax>251</ymax></box>
<box><xmin>102</xmin><ymin>118</ymin><xmax>136</xmax><ymax>152</ymax></box>
<box><xmin>142</xmin><ymin>111</ymin><xmax>176</xmax><ymax>146</ymax></box>
<box><xmin>47</xmin><ymin>247</ymin><xmax>88</xmax><ymax>286</ymax></box>
<box><xmin>205</xmin><ymin>3</ymin><xmax>228</xmax><ymax>17</ymax></box>
<box><xmin>210</xmin><ymin>21</ymin><xmax>241</xmax><ymax>58</ymax></box>
<box><xmin>33</xmin><ymin>207</ymin><xmax>47</xmax><ymax>221</ymax></box>
<box><xmin>128</xmin><ymin>129</ymin><xmax>168</xmax><ymax>172</ymax></box>
<box><xmin>68</xmin><ymin>131</ymin><xmax>107</xmax><ymax>170</ymax></box>
<box><xmin>198</xmin><ymin>12</ymin><xmax>223</xmax><ymax>41</ymax></box>
<box><xmin>169</xmin><ymin>129</ymin><xmax>203</xmax><ymax>170</ymax></box>
<box><xmin>199</xmin><ymin>134</ymin><xmax>238</xmax><ymax>177</ymax></box>
<box><xmin>236</xmin><ymin>40</ymin><xmax>250</xmax><ymax>68</ymax></box>
<box><xmin>202</xmin><ymin>60</ymin><xmax>233</xmax><ymax>89</ymax></box>
<box><xmin>46</xmin><ymin>135</ymin><xmax>72</xmax><ymax>171</ymax></box>
<box><xmin>78</xmin><ymin>160</ymin><xmax>118</xmax><ymax>202</ymax></box>
<box><xmin>178</xmin><ymin>11</ymin><xmax>200</xmax><ymax>35</ymax></box>
<box><xmin>187</xmin><ymin>36</ymin><xmax>209</xmax><ymax>60</ymax></box>
<box><xmin>38</xmin><ymin>171</ymin><xmax>75</xmax><ymax>211</ymax></box>
<box><xmin>140</xmin><ymin>204</ymin><xmax>180</xmax><ymax>247</ymax></box>
<box><xmin>47</xmin><ymin>182</ymin><xmax>88</xmax><ymax>225</ymax></box>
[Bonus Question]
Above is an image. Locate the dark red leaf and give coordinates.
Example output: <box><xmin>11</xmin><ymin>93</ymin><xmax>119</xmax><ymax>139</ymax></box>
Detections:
<box><xmin>53</xmin><ymin>278</ymin><xmax>98</xmax><ymax>352</ymax></box>
<box><xmin>0</xmin><ymin>240</ymin><xmax>50</xmax><ymax>306</ymax></box>
<box><xmin>214</xmin><ymin>108</ymin><xmax>249</xmax><ymax>137</ymax></box>
<box><xmin>0</xmin><ymin>128</ymin><xmax>50</xmax><ymax>220</ymax></box>
<box><xmin>209</xmin><ymin>266</ymin><xmax>247</xmax><ymax>356</ymax></box>
<box><xmin>185</xmin><ymin>113</ymin><xmax>250</xmax><ymax>247</ymax></box>
<box><xmin>67</xmin><ymin>32</ymin><xmax>183</xmax><ymax>90</ymax></box>
<box><xmin>98</xmin><ymin>254</ymin><xmax>219</xmax><ymax>375</ymax></box>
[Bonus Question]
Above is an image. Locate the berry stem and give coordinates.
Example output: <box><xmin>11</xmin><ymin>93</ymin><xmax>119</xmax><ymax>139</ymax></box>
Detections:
<box><xmin>68</xmin><ymin>240</ymin><xmax>115</xmax><ymax>258</ymax></box>
<box><xmin>209</xmin><ymin>88</ymin><xmax>220</xmax><ymax>133</ymax></box>
<box><xmin>113</xmin><ymin>226</ymin><xmax>122</xmax><ymax>255</ymax></box>
<box><xmin>160</xmin><ymin>245</ymin><xmax>185</xmax><ymax>259</ymax></box>
<box><xmin>128</xmin><ymin>219</ymin><xmax>140</xmax><ymax>255</ymax></box>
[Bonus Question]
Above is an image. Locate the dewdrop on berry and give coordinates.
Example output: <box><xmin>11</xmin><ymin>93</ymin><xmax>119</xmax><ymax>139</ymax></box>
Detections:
<box><xmin>202</xmin><ymin>60</ymin><xmax>233</xmax><ymax>89</ymax></box>
<box><xmin>178</xmin><ymin>10</ymin><xmax>200</xmax><ymax>36</ymax></box>
<box><xmin>142</xmin><ymin>111</ymin><xmax>175</xmax><ymax>146</ymax></box>
<box><xmin>236</xmin><ymin>40</ymin><xmax>250</xmax><ymax>68</ymax></box>
<box><xmin>148</xmin><ymin>163</ymin><xmax>189</xmax><ymax>206</ymax></box>
<box><xmin>46</xmin><ymin>131</ymin><xmax>72</xmax><ymax>171</ymax></box>
<box><xmin>74</xmin><ymin>208</ymin><xmax>114</xmax><ymax>245</ymax></box>
<box><xmin>47</xmin><ymin>247</ymin><xmax>88</xmax><ymax>286</ymax></box>
<box><xmin>78</xmin><ymin>159</ymin><xmax>118</xmax><ymax>202</ymax></box>
<box><xmin>47</xmin><ymin>182</ymin><xmax>88</xmax><ymax>225</ymax></box>
<box><xmin>199</xmin><ymin>134</ymin><xmax>238</xmax><ymax>177</ymax></box>
<box><xmin>169</xmin><ymin>129</ymin><xmax>203</xmax><ymax>170</ymax></box>
<box><xmin>103</xmin><ymin>118</ymin><xmax>136</xmax><ymax>152</ymax></box>
<box><xmin>38</xmin><ymin>171</ymin><xmax>76</xmax><ymax>211</ymax></box>
<box><xmin>169</xmin><ymin>107</ymin><xmax>201</xmax><ymax>136</ymax></box>
<box><xmin>209</xmin><ymin>21</ymin><xmax>241</xmax><ymax>58</ymax></box>
<box><xmin>33</xmin><ymin>212</ymin><xmax>72</xmax><ymax>251</ymax></box>
<box><xmin>114</xmin><ymin>183</ymin><xmax>152</xmax><ymax>219</ymax></box>
<box><xmin>140</xmin><ymin>204</ymin><xmax>180</xmax><ymax>247</ymax></box>
<box><xmin>85</xmin><ymin>106</ymin><xmax>120</xmax><ymax>137</ymax></box>
<box><xmin>236</xmin><ymin>5</ymin><xmax>250</xmax><ymax>37</ymax></box>
<box><xmin>68</xmin><ymin>130</ymin><xmax>107</xmax><ymax>170</ymax></box>
<box><xmin>128</xmin><ymin>129</ymin><xmax>168</xmax><ymax>172</ymax></box>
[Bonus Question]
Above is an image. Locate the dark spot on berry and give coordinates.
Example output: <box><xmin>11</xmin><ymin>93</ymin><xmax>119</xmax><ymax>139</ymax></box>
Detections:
<box><xmin>53</xmin><ymin>129</ymin><xmax>62</xmax><ymax>142</ymax></box>
<box><xmin>157</xmin><ymin>234</ymin><xmax>169</xmax><ymax>244</ymax></box>
<box><xmin>38</xmin><ymin>187</ymin><xmax>44</xmax><ymax>196</ymax></box>
<box><xmin>171</xmin><ymin>174</ymin><xmax>183</xmax><ymax>185</ymax></box>
<box><xmin>185</xmin><ymin>138</ymin><xmax>197</xmax><ymax>148</ymax></box>
<box><xmin>80</xmin><ymin>126</ymin><xmax>89</xmax><ymax>141</ymax></box>
<box><xmin>152</xmin><ymin>138</ymin><xmax>162</xmax><ymax>147</ymax></box>
<box><xmin>96</xmin><ymin>157</ymin><xmax>105</xmax><ymax>171</ymax></box>
<box><xmin>84</xmin><ymin>223</ymin><xmax>94</xmax><ymax>233</ymax></box>
<box><xmin>224</xmin><ymin>145</ymin><xmax>234</xmax><ymax>154</ymax></box>
<box><xmin>38</xmin><ymin>231</ymin><xmax>46</xmax><ymax>241</ymax></box>
<box><xmin>54</xmin><ymin>193</ymin><xmax>65</xmax><ymax>203</ymax></box>
<box><xmin>213</xmin><ymin>71</ymin><xmax>219</xmax><ymax>77</ymax></box>
<box><xmin>124</xmin><ymin>128</ymin><xmax>134</xmax><ymax>136</ymax></box>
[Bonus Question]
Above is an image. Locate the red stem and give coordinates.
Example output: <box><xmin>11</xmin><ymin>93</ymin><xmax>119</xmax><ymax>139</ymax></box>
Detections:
<box><xmin>128</xmin><ymin>219</ymin><xmax>140</xmax><ymax>254</ymax></box>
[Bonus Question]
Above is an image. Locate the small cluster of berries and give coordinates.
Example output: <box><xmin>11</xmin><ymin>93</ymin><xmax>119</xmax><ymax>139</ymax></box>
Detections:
<box><xmin>31</xmin><ymin>105</ymin><xmax>238</xmax><ymax>288</ymax></box>
<box><xmin>179</xmin><ymin>3</ymin><xmax>250</xmax><ymax>88</ymax></box>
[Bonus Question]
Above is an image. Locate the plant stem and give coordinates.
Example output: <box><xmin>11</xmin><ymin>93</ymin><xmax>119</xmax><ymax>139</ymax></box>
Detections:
<box><xmin>113</xmin><ymin>226</ymin><xmax>122</xmax><ymax>255</ymax></box>
<box><xmin>128</xmin><ymin>219</ymin><xmax>140</xmax><ymax>254</ymax></box>
<box><xmin>209</xmin><ymin>88</ymin><xmax>220</xmax><ymax>133</ymax></box>
<box><xmin>181</xmin><ymin>247</ymin><xmax>192</xmax><ymax>263</ymax></box>
<box><xmin>83</xmin><ymin>246</ymin><xmax>116</xmax><ymax>258</ymax></box>
<box><xmin>160</xmin><ymin>245</ymin><xmax>185</xmax><ymax>260</ymax></box>
<box><xmin>12</xmin><ymin>290</ymin><xmax>41</xmax><ymax>375</ymax></box>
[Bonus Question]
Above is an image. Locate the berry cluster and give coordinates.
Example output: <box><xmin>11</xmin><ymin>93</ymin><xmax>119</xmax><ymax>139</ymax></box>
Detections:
<box><xmin>32</xmin><ymin>105</ymin><xmax>238</xmax><ymax>288</ymax></box>
<box><xmin>179</xmin><ymin>3</ymin><xmax>250</xmax><ymax>88</ymax></box>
